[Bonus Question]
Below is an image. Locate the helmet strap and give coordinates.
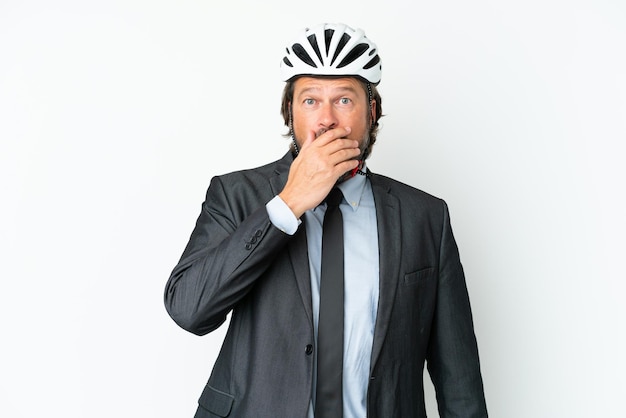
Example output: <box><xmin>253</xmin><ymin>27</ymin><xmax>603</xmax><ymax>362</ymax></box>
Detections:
<box><xmin>367</xmin><ymin>82</ymin><xmax>374</xmax><ymax>127</ymax></box>
<box><xmin>289</xmin><ymin>106</ymin><xmax>300</xmax><ymax>157</ymax></box>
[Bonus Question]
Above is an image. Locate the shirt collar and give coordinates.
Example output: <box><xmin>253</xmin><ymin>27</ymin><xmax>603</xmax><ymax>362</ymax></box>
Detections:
<box><xmin>337</xmin><ymin>164</ymin><xmax>369</xmax><ymax>212</ymax></box>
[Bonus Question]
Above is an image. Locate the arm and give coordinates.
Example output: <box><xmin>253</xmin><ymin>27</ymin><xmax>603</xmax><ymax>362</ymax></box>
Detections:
<box><xmin>165</xmin><ymin>129</ymin><xmax>360</xmax><ymax>336</ymax></box>
<box><xmin>164</xmin><ymin>175</ymin><xmax>292</xmax><ymax>336</ymax></box>
<box><xmin>427</xmin><ymin>201</ymin><xmax>488</xmax><ymax>417</ymax></box>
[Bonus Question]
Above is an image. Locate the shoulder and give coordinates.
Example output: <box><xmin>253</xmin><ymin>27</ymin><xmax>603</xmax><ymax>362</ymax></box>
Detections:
<box><xmin>369</xmin><ymin>172</ymin><xmax>445</xmax><ymax>206</ymax></box>
<box><xmin>213</xmin><ymin>152</ymin><xmax>290</xmax><ymax>187</ymax></box>
<box><xmin>369</xmin><ymin>172</ymin><xmax>453</xmax><ymax>229</ymax></box>
<box><xmin>200</xmin><ymin>153</ymin><xmax>290</xmax><ymax>210</ymax></box>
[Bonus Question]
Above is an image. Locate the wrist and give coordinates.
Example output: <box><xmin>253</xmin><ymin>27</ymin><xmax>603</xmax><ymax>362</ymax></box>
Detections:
<box><xmin>278</xmin><ymin>191</ymin><xmax>306</xmax><ymax>219</ymax></box>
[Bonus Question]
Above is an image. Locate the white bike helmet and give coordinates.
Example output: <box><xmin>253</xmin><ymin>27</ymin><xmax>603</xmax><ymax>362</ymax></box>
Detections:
<box><xmin>280</xmin><ymin>23</ymin><xmax>382</xmax><ymax>85</ymax></box>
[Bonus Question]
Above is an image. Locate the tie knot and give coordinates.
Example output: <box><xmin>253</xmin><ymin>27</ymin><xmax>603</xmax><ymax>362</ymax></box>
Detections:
<box><xmin>325</xmin><ymin>188</ymin><xmax>343</xmax><ymax>208</ymax></box>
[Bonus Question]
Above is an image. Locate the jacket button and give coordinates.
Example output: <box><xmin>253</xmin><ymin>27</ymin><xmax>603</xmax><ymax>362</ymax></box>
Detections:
<box><xmin>305</xmin><ymin>344</ymin><xmax>313</xmax><ymax>355</ymax></box>
<box><xmin>255</xmin><ymin>229</ymin><xmax>262</xmax><ymax>237</ymax></box>
<box><xmin>245</xmin><ymin>243</ymin><xmax>252</xmax><ymax>250</ymax></box>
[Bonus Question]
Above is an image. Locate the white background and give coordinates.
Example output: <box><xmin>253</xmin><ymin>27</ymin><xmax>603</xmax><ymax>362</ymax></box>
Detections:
<box><xmin>1</xmin><ymin>1</ymin><xmax>625</xmax><ymax>417</ymax></box>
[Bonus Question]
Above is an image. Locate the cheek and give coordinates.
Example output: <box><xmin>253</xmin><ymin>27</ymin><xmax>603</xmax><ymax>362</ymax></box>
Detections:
<box><xmin>292</xmin><ymin>110</ymin><xmax>322</xmax><ymax>130</ymax></box>
<box><xmin>291</xmin><ymin>114</ymin><xmax>312</xmax><ymax>142</ymax></box>
<box><xmin>347</xmin><ymin>112</ymin><xmax>370</xmax><ymax>135</ymax></box>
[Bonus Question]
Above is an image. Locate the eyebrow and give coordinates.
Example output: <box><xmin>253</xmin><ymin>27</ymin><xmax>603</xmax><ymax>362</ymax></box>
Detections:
<box><xmin>296</xmin><ymin>86</ymin><xmax>360</xmax><ymax>97</ymax></box>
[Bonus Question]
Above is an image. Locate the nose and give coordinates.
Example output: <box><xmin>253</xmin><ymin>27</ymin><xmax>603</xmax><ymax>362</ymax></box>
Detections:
<box><xmin>318</xmin><ymin>102</ymin><xmax>338</xmax><ymax>130</ymax></box>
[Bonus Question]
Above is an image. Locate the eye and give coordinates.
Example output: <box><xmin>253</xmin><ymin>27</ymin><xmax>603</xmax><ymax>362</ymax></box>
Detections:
<box><xmin>304</xmin><ymin>98</ymin><xmax>315</xmax><ymax>106</ymax></box>
<box><xmin>339</xmin><ymin>97</ymin><xmax>352</xmax><ymax>105</ymax></box>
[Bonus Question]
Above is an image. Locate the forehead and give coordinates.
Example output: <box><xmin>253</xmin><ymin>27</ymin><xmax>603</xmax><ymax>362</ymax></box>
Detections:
<box><xmin>293</xmin><ymin>76</ymin><xmax>366</xmax><ymax>97</ymax></box>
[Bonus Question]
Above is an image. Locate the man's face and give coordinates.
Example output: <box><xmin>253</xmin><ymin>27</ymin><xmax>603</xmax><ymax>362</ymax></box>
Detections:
<box><xmin>291</xmin><ymin>76</ymin><xmax>374</xmax><ymax>160</ymax></box>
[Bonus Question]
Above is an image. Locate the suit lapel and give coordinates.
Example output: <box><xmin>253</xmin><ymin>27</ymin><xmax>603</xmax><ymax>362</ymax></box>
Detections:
<box><xmin>269</xmin><ymin>153</ymin><xmax>314</xmax><ymax>326</ymax></box>
<box><xmin>369</xmin><ymin>174</ymin><xmax>402</xmax><ymax>371</ymax></box>
<box><xmin>267</xmin><ymin>157</ymin><xmax>401</xmax><ymax>346</ymax></box>
<box><xmin>286</xmin><ymin>228</ymin><xmax>313</xmax><ymax>325</ymax></box>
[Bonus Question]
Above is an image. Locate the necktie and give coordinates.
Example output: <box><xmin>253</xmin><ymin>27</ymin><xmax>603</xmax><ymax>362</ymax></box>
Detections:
<box><xmin>315</xmin><ymin>188</ymin><xmax>344</xmax><ymax>418</ymax></box>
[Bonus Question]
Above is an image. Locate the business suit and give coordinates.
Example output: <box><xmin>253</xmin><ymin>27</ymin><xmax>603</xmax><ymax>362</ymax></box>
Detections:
<box><xmin>164</xmin><ymin>151</ymin><xmax>487</xmax><ymax>417</ymax></box>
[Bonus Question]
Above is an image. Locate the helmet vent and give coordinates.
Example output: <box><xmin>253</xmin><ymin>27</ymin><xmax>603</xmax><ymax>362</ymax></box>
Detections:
<box><xmin>307</xmin><ymin>34</ymin><xmax>323</xmax><ymax>63</ymax></box>
<box><xmin>363</xmin><ymin>55</ymin><xmax>380</xmax><ymax>70</ymax></box>
<box><xmin>292</xmin><ymin>43</ymin><xmax>317</xmax><ymax>68</ymax></box>
<box><xmin>283</xmin><ymin>57</ymin><xmax>293</xmax><ymax>67</ymax></box>
<box><xmin>324</xmin><ymin>29</ymin><xmax>334</xmax><ymax>56</ymax></box>
<box><xmin>331</xmin><ymin>33</ymin><xmax>351</xmax><ymax>65</ymax></box>
<box><xmin>337</xmin><ymin>43</ymin><xmax>369</xmax><ymax>68</ymax></box>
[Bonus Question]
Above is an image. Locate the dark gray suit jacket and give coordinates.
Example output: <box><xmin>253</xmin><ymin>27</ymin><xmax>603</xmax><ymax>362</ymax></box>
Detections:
<box><xmin>164</xmin><ymin>152</ymin><xmax>487</xmax><ymax>417</ymax></box>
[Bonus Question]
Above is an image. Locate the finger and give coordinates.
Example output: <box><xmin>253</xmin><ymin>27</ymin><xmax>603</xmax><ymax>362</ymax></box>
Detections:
<box><xmin>318</xmin><ymin>130</ymin><xmax>359</xmax><ymax>155</ymax></box>
<box><xmin>326</xmin><ymin>137</ymin><xmax>359</xmax><ymax>153</ymax></box>
<box><xmin>313</xmin><ymin>126</ymin><xmax>352</xmax><ymax>146</ymax></box>
<box><xmin>328</xmin><ymin>147</ymin><xmax>361</xmax><ymax>165</ymax></box>
<box><xmin>299</xmin><ymin>130</ymin><xmax>316</xmax><ymax>150</ymax></box>
<box><xmin>333</xmin><ymin>159</ymin><xmax>360</xmax><ymax>176</ymax></box>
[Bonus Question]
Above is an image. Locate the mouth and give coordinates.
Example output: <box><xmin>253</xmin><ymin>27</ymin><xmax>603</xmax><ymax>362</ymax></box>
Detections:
<box><xmin>315</xmin><ymin>128</ymin><xmax>328</xmax><ymax>138</ymax></box>
<box><xmin>315</xmin><ymin>128</ymin><xmax>351</xmax><ymax>140</ymax></box>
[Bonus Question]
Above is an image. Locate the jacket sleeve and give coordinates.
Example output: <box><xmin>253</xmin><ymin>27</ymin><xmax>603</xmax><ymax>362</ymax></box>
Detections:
<box><xmin>163</xmin><ymin>175</ymin><xmax>292</xmax><ymax>336</ymax></box>
<box><xmin>426</xmin><ymin>201</ymin><xmax>488</xmax><ymax>417</ymax></box>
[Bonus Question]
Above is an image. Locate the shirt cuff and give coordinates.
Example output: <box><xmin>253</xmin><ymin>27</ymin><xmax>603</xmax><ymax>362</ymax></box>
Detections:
<box><xmin>266</xmin><ymin>195</ymin><xmax>301</xmax><ymax>235</ymax></box>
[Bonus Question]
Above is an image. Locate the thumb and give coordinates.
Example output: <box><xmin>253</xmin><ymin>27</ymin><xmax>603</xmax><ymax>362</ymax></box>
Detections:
<box><xmin>299</xmin><ymin>130</ymin><xmax>316</xmax><ymax>150</ymax></box>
